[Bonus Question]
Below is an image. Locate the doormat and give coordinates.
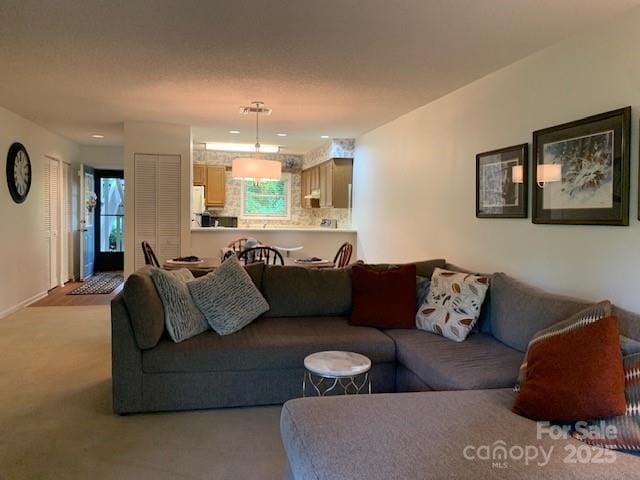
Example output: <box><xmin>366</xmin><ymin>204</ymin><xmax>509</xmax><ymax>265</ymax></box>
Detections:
<box><xmin>68</xmin><ymin>273</ymin><xmax>124</xmax><ymax>295</ymax></box>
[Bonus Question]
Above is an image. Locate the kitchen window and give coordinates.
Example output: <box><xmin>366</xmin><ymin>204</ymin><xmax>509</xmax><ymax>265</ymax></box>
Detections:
<box><xmin>240</xmin><ymin>174</ymin><xmax>291</xmax><ymax>219</ymax></box>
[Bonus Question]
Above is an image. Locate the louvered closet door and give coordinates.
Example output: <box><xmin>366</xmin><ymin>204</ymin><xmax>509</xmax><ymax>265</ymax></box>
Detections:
<box><xmin>157</xmin><ymin>155</ymin><xmax>181</xmax><ymax>263</ymax></box>
<box><xmin>45</xmin><ymin>158</ymin><xmax>60</xmax><ymax>289</ymax></box>
<box><xmin>43</xmin><ymin>160</ymin><xmax>51</xmax><ymax>287</ymax></box>
<box><xmin>134</xmin><ymin>154</ymin><xmax>181</xmax><ymax>270</ymax></box>
<box><xmin>61</xmin><ymin>162</ymin><xmax>71</xmax><ymax>283</ymax></box>
<box><xmin>134</xmin><ymin>155</ymin><xmax>158</xmax><ymax>270</ymax></box>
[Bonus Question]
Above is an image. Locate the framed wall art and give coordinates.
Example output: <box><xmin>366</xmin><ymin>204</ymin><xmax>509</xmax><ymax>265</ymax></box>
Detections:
<box><xmin>532</xmin><ymin>107</ymin><xmax>631</xmax><ymax>226</ymax></box>
<box><xmin>476</xmin><ymin>143</ymin><xmax>528</xmax><ymax>218</ymax></box>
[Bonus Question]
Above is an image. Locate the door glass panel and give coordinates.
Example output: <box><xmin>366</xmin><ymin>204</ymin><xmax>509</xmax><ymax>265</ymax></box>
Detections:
<box><xmin>99</xmin><ymin>178</ymin><xmax>124</xmax><ymax>253</ymax></box>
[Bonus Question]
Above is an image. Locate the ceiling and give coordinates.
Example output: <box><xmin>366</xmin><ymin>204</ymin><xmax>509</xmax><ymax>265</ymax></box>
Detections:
<box><xmin>1</xmin><ymin>0</ymin><xmax>639</xmax><ymax>154</ymax></box>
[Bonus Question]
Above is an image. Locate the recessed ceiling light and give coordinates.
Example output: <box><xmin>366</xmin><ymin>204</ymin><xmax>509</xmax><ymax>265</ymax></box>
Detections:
<box><xmin>91</xmin><ymin>134</ymin><xmax>105</xmax><ymax>139</ymax></box>
<box><xmin>276</xmin><ymin>133</ymin><xmax>288</xmax><ymax>137</ymax></box>
<box><xmin>321</xmin><ymin>135</ymin><xmax>330</xmax><ymax>139</ymax></box>
<box><xmin>229</xmin><ymin>130</ymin><xmax>240</xmax><ymax>134</ymax></box>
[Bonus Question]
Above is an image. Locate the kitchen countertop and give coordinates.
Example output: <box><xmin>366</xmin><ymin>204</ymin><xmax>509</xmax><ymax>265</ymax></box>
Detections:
<box><xmin>191</xmin><ymin>226</ymin><xmax>357</xmax><ymax>233</ymax></box>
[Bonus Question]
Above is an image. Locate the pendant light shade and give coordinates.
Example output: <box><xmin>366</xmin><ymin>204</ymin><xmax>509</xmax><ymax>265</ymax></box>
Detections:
<box><xmin>232</xmin><ymin>157</ymin><xmax>282</xmax><ymax>180</ymax></box>
<box><xmin>231</xmin><ymin>101</ymin><xmax>282</xmax><ymax>181</ymax></box>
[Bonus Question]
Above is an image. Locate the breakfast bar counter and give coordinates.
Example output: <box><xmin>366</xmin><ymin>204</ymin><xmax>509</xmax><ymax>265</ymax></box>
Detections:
<box><xmin>190</xmin><ymin>226</ymin><xmax>357</xmax><ymax>264</ymax></box>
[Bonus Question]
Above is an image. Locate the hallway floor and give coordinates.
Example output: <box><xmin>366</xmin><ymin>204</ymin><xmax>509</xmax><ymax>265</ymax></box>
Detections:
<box><xmin>30</xmin><ymin>277</ymin><xmax>123</xmax><ymax>307</ymax></box>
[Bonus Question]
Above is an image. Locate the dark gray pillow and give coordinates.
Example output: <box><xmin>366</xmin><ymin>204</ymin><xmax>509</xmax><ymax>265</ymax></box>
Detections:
<box><xmin>122</xmin><ymin>265</ymin><xmax>165</xmax><ymax>349</ymax></box>
<box><xmin>244</xmin><ymin>262</ymin><xmax>265</xmax><ymax>290</ymax></box>
<box><xmin>151</xmin><ymin>268</ymin><xmax>208</xmax><ymax>343</ymax></box>
<box><xmin>489</xmin><ymin>273</ymin><xmax>591</xmax><ymax>352</ymax></box>
<box><xmin>262</xmin><ymin>266</ymin><xmax>352</xmax><ymax>317</ymax></box>
<box><xmin>188</xmin><ymin>257</ymin><xmax>269</xmax><ymax>335</ymax></box>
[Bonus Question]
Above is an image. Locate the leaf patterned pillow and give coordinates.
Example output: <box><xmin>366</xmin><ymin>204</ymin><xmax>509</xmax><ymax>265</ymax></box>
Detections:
<box><xmin>416</xmin><ymin>268</ymin><xmax>490</xmax><ymax>342</ymax></box>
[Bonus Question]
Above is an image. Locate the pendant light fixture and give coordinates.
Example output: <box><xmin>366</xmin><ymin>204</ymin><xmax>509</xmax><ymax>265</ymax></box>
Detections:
<box><xmin>231</xmin><ymin>101</ymin><xmax>282</xmax><ymax>181</ymax></box>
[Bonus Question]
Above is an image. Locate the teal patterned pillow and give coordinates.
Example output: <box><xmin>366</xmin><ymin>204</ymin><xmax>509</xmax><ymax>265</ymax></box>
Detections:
<box><xmin>415</xmin><ymin>276</ymin><xmax>430</xmax><ymax>313</ymax></box>
<box><xmin>151</xmin><ymin>268</ymin><xmax>208</xmax><ymax>343</ymax></box>
<box><xmin>188</xmin><ymin>257</ymin><xmax>269</xmax><ymax>335</ymax></box>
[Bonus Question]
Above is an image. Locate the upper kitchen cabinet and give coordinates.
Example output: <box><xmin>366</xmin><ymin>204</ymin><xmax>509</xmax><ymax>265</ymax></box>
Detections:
<box><xmin>301</xmin><ymin>167</ymin><xmax>320</xmax><ymax>208</ymax></box>
<box><xmin>306</xmin><ymin>158</ymin><xmax>352</xmax><ymax>208</ymax></box>
<box><xmin>193</xmin><ymin>165</ymin><xmax>206</xmax><ymax>186</ymax></box>
<box><xmin>205</xmin><ymin>165</ymin><xmax>226</xmax><ymax>207</ymax></box>
<box><xmin>193</xmin><ymin>164</ymin><xmax>226</xmax><ymax>207</ymax></box>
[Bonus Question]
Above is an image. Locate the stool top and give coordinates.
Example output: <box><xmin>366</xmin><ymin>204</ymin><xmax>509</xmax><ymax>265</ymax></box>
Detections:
<box><xmin>304</xmin><ymin>351</ymin><xmax>371</xmax><ymax>377</ymax></box>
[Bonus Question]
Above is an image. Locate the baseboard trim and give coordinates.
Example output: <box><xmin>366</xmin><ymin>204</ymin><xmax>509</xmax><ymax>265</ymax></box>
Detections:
<box><xmin>0</xmin><ymin>290</ymin><xmax>48</xmax><ymax>320</ymax></box>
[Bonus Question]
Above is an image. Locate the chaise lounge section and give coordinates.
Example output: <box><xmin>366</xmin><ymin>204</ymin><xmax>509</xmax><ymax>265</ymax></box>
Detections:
<box><xmin>281</xmin><ymin>389</ymin><xmax>640</xmax><ymax>480</ymax></box>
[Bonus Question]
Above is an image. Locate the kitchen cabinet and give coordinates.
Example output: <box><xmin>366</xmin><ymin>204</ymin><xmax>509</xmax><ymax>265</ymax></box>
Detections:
<box><xmin>301</xmin><ymin>169</ymin><xmax>310</xmax><ymax>208</ymax></box>
<box><xmin>205</xmin><ymin>165</ymin><xmax>226</xmax><ymax>207</ymax></box>
<box><xmin>301</xmin><ymin>158</ymin><xmax>352</xmax><ymax>209</ymax></box>
<box><xmin>193</xmin><ymin>165</ymin><xmax>206</xmax><ymax>186</ymax></box>
<box><xmin>301</xmin><ymin>167</ymin><xmax>320</xmax><ymax>209</ymax></box>
<box><xmin>319</xmin><ymin>162</ymin><xmax>333</xmax><ymax>207</ymax></box>
<box><xmin>310</xmin><ymin>165</ymin><xmax>320</xmax><ymax>193</ymax></box>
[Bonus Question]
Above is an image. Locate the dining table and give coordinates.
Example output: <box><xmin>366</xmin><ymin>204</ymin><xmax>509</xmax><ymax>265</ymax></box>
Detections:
<box><xmin>163</xmin><ymin>257</ymin><xmax>219</xmax><ymax>277</ymax></box>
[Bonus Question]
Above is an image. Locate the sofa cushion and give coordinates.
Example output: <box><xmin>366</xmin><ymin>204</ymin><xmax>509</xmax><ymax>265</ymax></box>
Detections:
<box><xmin>244</xmin><ymin>262</ymin><xmax>265</xmax><ymax>290</ymax></box>
<box><xmin>281</xmin><ymin>389</ymin><xmax>640</xmax><ymax>480</ymax></box>
<box><xmin>350</xmin><ymin>264</ymin><xmax>416</xmax><ymax>329</ymax></box>
<box><xmin>262</xmin><ymin>266</ymin><xmax>352</xmax><ymax>318</ymax></box>
<box><xmin>142</xmin><ymin>316</ymin><xmax>395</xmax><ymax>374</ymax></box>
<box><xmin>122</xmin><ymin>265</ymin><xmax>165</xmax><ymax>349</ymax></box>
<box><xmin>151</xmin><ymin>268</ymin><xmax>208</xmax><ymax>343</ymax></box>
<box><xmin>489</xmin><ymin>273</ymin><xmax>591</xmax><ymax>352</ymax></box>
<box><xmin>188</xmin><ymin>257</ymin><xmax>269</xmax><ymax>336</ymax></box>
<box><xmin>615</xmin><ymin>306</ymin><xmax>640</xmax><ymax>341</ymax></box>
<box><xmin>385</xmin><ymin>329</ymin><xmax>522</xmax><ymax>390</ymax></box>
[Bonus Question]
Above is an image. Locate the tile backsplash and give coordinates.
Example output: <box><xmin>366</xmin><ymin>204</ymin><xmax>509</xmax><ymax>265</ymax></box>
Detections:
<box><xmin>193</xmin><ymin>147</ymin><xmax>352</xmax><ymax>228</ymax></box>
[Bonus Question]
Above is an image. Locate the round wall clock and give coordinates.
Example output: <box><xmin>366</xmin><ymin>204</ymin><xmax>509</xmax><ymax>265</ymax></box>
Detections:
<box><xmin>6</xmin><ymin>142</ymin><xmax>31</xmax><ymax>204</ymax></box>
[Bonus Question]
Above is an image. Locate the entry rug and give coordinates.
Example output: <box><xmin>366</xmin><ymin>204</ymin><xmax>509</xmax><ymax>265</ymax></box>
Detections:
<box><xmin>68</xmin><ymin>273</ymin><xmax>124</xmax><ymax>295</ymax></box>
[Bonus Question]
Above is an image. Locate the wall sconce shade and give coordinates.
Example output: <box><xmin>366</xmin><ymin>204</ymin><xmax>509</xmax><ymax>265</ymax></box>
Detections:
<box><xmin>511</xmin><ymin>165</ymin><xmax>524</xmax><ymax>184</ymax></box>
<box><xmin>232</xmin><ymin>157</ymin><xmax>282</xmax><ymax>180</ymax></box>
<box><xmin>536</xmin><ymin>163</ymin><xmax>562</xmax><ymax>187</ymax></box>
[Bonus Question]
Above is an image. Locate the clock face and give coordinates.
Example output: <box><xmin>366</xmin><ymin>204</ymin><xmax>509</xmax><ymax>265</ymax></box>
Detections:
<box><xmin>6</xmin><ymin>143</ymin><xmax>31</xmax><ymax>203</ymax></box>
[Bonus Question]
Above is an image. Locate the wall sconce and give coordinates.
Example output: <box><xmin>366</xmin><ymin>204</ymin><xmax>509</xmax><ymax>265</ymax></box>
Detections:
<box><xmin>511</xmin><ymin>165</ymin><xmax>524</xmax><ymax>184</ymax></box>
<box><xmin>536</xmin><ymin>164</ymin><xmax>562</xmax><ymax>188</ymax></box>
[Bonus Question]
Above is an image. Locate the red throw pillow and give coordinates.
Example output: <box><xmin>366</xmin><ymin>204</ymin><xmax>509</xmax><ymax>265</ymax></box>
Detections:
<box><xmin>350</xmin><ymin>264</ymin><xmax>416</xmax><ymax>329</ymax></box>
<box><xmin>512</xmin><ymin>315</ymin><xmax>626</xmax><ymax>422</ymax></box>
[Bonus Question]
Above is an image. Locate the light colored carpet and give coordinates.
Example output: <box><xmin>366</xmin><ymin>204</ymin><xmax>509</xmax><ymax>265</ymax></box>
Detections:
<box><xmin>0</xmin><ymin>306</ymin><xmax>287</xmax><ymax>480</ymax></box>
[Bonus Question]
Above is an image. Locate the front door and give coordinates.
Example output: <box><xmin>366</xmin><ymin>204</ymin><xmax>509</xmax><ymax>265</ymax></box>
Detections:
<box><xmin>79</xmin><ymin>164</ymin><xmax>95</xmax><ymax>280</ymax></box>
<box><xmin>94</xmin><ymin>170</ymin><xmax>124</xmax><ymax>271</ymax></box>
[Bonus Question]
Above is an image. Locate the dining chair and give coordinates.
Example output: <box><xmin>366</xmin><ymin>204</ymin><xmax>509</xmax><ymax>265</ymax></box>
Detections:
<box><xmin>237</xmin><ymin>246</ymin><xmax>285</xmax><ymax>266</ymax></box>
<box><xmin>141</xmin><ymin>241</ymin><xmax>160</xmax><ymax>268</ymax></box>
<box><xmin>227</xmin><ymin>237</ymin><xmax>250</xmax><ymax>253</ymax></box>
<box><xmin>333</xmin><ymin>242</ymin><xmax>353</xmax><ymax>268</ymax></box>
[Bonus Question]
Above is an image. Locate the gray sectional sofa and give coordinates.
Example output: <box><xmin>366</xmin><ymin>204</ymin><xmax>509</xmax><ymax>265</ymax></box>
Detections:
<box><xmin>280</xmin><ymin>265</ymin><xmax>640</xmax><ymax>480</ymax></box>
<box><xmin>111</xmin><ymin>259</ymin><xmax>640</xmax><ymax>478</ymax></box>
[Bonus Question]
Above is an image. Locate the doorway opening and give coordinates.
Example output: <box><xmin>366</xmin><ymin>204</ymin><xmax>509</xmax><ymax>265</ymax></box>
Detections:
<box><xmin>94</xmin><ymin>170</ymin><xmax>124</xmax><ymax>272</ymax></box>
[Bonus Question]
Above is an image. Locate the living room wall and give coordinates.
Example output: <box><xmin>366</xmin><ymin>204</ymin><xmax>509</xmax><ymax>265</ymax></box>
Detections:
<box><xmin>0</xmin><ymin>105</ymin><xmax>79</xmax><ymax>318</ymax></box>
<box><xmin>354</xmin><ymin>7</ymin><xmax>640</xmax><ymax>312</ymax></box>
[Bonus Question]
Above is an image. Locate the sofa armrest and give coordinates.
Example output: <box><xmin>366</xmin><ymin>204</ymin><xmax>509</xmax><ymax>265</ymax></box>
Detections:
<box><xmin>111</xmin><ymin>293</ymin><xmax>144</xmax><ymax>414</ymax></box>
